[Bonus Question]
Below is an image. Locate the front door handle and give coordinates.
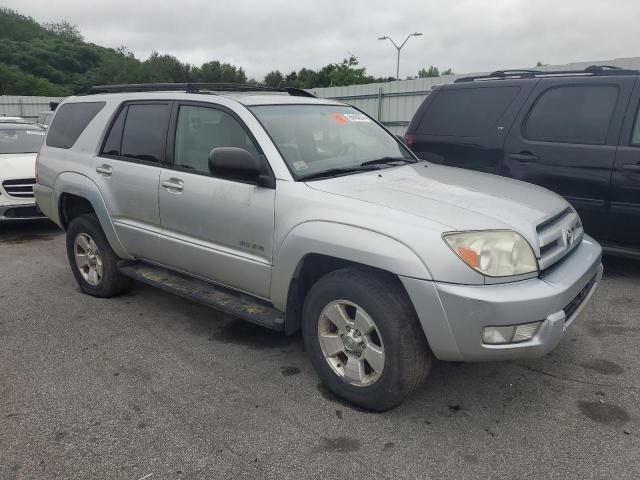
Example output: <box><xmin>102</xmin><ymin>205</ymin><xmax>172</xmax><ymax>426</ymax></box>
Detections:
<box><xmin>507</xmin><ymin>152</ymin><xmax>539</xmax><ymax>163</ymax></box>
<box><xmin>622</xmin><ymin>164</ymin><xmax>640</xmax><ymax>172</ymax></box>
<box><xmin>96</xmin><ymin>164</ymin><xmax>112</xmax><ymax>176</ymax></box>
<box><xmin>161</xmin><ymin>178</ymin><xmax>184</xmax><ymax>192</ymax></box>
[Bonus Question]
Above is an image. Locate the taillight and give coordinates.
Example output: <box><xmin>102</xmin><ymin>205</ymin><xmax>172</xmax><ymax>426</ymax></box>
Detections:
<box><xmin>404</xmin><ymin>133</ymin><xmax>414</xmax><ymax>146</ymax></box>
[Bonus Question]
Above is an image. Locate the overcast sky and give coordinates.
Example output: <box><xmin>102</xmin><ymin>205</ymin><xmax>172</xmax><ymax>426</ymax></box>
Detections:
<box><xmin>5</xmin><ymin>0</ymin><xmax>640</xmax><ymax>80</ymax></box>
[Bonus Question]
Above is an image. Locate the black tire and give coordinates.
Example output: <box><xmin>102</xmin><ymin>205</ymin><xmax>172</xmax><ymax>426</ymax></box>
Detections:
<box><xmin>66</xmin><ymin>214</ymin><xmax>132</xmax><ymax>298</ymax></box>
<box><xmin>302</xmin><ymin>267</ymin><xmax>431</xmax><ymax>411</ymax></box>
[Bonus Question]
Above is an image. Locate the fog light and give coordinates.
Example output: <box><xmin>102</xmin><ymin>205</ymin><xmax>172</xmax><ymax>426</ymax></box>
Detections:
<box><xmin>482</xmin><ymin>321</ymin><xmax>542</xmax><ymax>345</ymax></box>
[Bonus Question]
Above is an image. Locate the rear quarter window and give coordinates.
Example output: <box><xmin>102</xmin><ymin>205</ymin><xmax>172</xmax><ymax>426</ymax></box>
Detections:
<box><xmin>46</xmin><ymin>102</ymin><xmax>105</xmax><ymax>149</ymax></box>
<box><xmin>416</xmin><ymin>86</ymin><xmax>520</xmax><ymax>137</ymax></box>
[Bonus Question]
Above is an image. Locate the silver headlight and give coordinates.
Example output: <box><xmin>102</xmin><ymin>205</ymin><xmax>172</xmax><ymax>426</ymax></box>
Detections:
<box><xmin>443</xmin><ymin>230</ymin><xmax>538</xmax><ymax>277</ymax></box>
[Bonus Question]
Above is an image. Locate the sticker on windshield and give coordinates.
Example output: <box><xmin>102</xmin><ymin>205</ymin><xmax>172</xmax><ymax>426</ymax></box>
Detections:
<box><xmin>292</xmin><ymin>160</ymin><xmax>308</xmax><ymax>171</ymax></box>
<box><xmin>332</xmin><ymin>114</ymin><xmax>349</xmax><ymax>125</ymax></box>
<box><xmin>342</xmin><ymin>113</ymin><xmax>371</xmax><ymax>123</ymax></box>
<box><xmin>25</xmin><ymin>130</ymin><xmax>45</xmax><ymax>135</ymax></box>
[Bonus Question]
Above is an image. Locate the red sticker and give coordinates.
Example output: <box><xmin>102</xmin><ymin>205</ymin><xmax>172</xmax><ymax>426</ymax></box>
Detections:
<box><xmin>332</xmin><ymin>114</ymin><xmax>348</xmax><ymax>125</ymax></box>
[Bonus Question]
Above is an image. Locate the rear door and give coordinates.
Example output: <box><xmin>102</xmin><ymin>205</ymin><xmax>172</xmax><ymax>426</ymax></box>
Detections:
<box><xmin>407</xmin><ymin>81</ymin><xmax>534</xmax><ymax>174</ymax></box>
<box><xmin>502</xmin><ymin>77</ymin><xmax>635</xmax><ymax>240</ymax></box>
<box><xmin>93</xmin><ymin>101</ymin><xmax>172</xmax><ymax>260</ymax></box>
<box><xmin>609</xmin><ymin>79</ymin><xmax>640</xmax><ymax>248</ymax></box>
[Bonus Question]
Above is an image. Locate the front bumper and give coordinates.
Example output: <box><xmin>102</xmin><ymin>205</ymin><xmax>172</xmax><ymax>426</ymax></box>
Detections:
<box><xmin>401</xmin><ymin>235</ymin><xmax>603</xmax><ymax>362</ymax></box>
<box><xmin>0</xmin><ymin>203</ymin><xmax>46</xmax><ymax>222</ymax></box>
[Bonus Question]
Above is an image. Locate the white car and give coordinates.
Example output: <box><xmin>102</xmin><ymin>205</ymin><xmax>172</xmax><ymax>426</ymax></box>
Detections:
<box><xmin>0</xmin><ymin>123</ymin><xmax>46</xmax><ymax>221</ymax></box>
<box><xmin>0</xmin><ymin>116</ymin><xmax>28</xmax><ymax>124</ymax></box>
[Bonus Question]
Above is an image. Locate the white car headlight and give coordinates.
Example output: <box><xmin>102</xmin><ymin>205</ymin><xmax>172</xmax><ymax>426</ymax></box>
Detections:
<box><xmin>443</xmin><ymin>230</ymin><xmax>538</xmax><ymax>277</ymax></box>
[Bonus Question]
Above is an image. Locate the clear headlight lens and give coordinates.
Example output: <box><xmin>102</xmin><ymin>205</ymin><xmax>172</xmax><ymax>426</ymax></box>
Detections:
<box><xmin>443</xmin><ymin>230</ymin><xmax>538</xmax><ymax>277</ymax></box>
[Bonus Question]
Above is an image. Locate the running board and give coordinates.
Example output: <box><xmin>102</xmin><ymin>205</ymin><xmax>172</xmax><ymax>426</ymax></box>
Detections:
<box><xmin>118</xmin><ymin>262</ymin><xmax>285</xmax><ymax>331</ymax></box>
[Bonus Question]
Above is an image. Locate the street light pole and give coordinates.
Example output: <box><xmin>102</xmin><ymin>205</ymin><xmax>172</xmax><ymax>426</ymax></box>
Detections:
<box><xmin>378</xmin><ymin>32</ymin><xmax>423</xmax><ymax>80</ymax></box>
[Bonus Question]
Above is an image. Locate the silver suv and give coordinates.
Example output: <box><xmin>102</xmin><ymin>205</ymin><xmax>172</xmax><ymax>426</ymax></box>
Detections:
<box><xmin>35</xmin><ymin>83</ymin><xmax>603</xmax><ymax>411</ymax></box>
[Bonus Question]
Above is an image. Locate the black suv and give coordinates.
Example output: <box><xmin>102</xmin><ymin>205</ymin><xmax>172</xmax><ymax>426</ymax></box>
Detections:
<box><xmin>405</xmin><ymin>66</ymin><xmax>640</xmax><ymax>256</ymax></box>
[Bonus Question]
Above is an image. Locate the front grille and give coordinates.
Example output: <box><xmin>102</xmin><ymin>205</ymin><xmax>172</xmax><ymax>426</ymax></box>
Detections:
<box><xmin>2</xmin><ymin>178</ymin><xmax>36</xmax><ymax>198</ymax></box>
<box><xmin>564</xmin><ymin>274</ymin><xmax>597</xmax><ymax>321</ymax></box>
<box><xmin>536</xmin><ymin>207</ymin><xmax>583</xmax><ymax>270</ymax></box>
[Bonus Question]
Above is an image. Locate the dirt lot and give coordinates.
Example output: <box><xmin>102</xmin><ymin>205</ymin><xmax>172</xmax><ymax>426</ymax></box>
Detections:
<box><xmin>1</xmin><ymin>222</ymin><xmax>639</xmax><ymax>480</ymax></box>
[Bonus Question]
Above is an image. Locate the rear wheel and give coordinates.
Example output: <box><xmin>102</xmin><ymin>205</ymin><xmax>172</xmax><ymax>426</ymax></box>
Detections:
<box><xmin>66</xmin><ymin>214</ymin><xmax>132</xmax><ymax>297</ymax></box>
<box><xmin>302</xmin><ymin>268</ymin><xmax>431</xmax><ymax>411</ymax></box>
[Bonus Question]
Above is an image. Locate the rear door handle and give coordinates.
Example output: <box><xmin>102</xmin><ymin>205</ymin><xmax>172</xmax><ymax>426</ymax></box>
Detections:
<box><xmin>96</xmin><ymin>164</ymin><xmax>112</xmax><ymax>176</ymax></box>
<box><xmin>622</xmin><ymin>164</ymin><xmax>640</xmax><ymax>172</ymax></box>
<box><xmin>508</xmin><ymin>152</ymin><xmax>539</xmax><ymax>163</ymax></box>
<box><xmin>161</xmin><ymin>178</ymin><xmax>184</xmax><ymax>192</ymax></box>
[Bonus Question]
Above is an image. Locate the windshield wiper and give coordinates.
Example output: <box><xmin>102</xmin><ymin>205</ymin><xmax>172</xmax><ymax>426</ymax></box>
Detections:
<box><xmin>360</xmin><ymin>156</ymin><xmax>418</xmax><ymax>167</ymax></box>
<box><xmin>298</xmin><ymin>165</ymin><xmax>383</xmax><ymax>181</ymax></box>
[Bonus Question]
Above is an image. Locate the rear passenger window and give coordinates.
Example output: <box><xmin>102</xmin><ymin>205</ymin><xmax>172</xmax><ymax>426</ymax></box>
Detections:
<box><xmin>101</xmin><ymin>107</ymin><xmax>127</xmax><ymax>156</ymax></box>
<box><xmin>119</xmin><ymin>104</ymin><xmax>171</xmax><ymax>163</ymax></box>
<box><xmin>416</xmin><ymin>86</ymin><xmax>520</xmax><ymax>137</ymax></box>
<box><xmin>46</xmin><ymin>102</ymin><xmax>105</xmax><ymax>148</ymax></box>
<box><xmin>524</xmin><ymin>85</ymin><xmax>618</xmax><ymax>145</ymax></box>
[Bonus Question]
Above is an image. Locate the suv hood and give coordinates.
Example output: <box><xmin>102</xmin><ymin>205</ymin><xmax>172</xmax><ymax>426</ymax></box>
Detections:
<box><xmin>0</xmin><ymin>153</ymin><xmax>37</xmax><ymax>180</ymax></box>
<box><xmin>306</xmin><ymin>163</ymin><xmax>569</xmax><ymax>248</ymax></box>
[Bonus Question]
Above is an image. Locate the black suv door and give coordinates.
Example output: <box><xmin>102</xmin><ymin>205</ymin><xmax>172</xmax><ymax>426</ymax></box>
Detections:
<box><xmin>502</xmin><ymin>77</ymin><xmax>635</xmax><ymax>240</ymax></box>
<box><xmin>609</xmin><ymin>79</ymin><xmax>640</xmax><ymax>249</ymax></box>
<box><xmin>408</xmin><ymin>81</ymin><xmax>534</xmax><ymax>174</ymax></box>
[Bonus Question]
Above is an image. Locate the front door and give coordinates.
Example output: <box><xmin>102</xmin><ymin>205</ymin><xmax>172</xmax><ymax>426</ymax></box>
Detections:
<box><xmin>502</xmin><ymin>78</ymin><xmax>635</xmax><ymax>240</ymax></box>
<box><xmin>157</xmin><ymin>103</ymin><xmax>275</xmax><ymax>299</ymax></box>
<box><xmin>609</xmin><ymin>81</ymin><xmax>640</xmax><ymax>248</ymax></box>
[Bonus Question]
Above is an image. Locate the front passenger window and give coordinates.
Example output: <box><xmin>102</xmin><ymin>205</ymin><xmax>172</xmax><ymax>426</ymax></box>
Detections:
<box><xmin>174</xmin><ymin>105</ymin><xmax>260</xmax><ymax>175</ymax></box>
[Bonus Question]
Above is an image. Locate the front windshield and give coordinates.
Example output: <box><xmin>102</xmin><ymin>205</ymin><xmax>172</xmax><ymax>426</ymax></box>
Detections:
<box><xmin>0</xmin><ymin>127</ymin><xmax>45</xmax><ymax>154</ymax></box>
<box><xmin>250</xmin><ymin>105</ymin><xmax>415</xmax><ymax>179</ymax></box>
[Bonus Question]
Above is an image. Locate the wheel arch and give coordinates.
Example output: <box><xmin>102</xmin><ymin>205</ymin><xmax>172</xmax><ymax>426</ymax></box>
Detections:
<box><xmin>273</xmin><ymin>222</ymin><xmax>432</xmax><ymax>335</ymax></box>
<box><xmin>55</xmin><ymin>172</ymin><xmax>131</xmax><ymax>259</ymax></box>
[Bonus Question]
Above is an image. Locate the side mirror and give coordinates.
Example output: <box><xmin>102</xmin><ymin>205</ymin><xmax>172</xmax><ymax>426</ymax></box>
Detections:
<box><xmin>208</xmin><ymin>147</ymin><xmax>274</xmax><ymax>188</ymax></box>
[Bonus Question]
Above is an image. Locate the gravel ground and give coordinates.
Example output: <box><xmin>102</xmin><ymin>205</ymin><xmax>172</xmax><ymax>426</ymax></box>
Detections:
<box><xmin>1</xmin><ymin>221</ymin><xmax>638</xmax><ymax>480</ymax></box>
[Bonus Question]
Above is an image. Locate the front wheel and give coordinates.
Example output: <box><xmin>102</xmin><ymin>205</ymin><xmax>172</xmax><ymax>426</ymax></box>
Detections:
<box><xmin>66</xmin><ymin>214</ymin><xmax>132</xmax><ymax>297</ymax></box>
<box><xmin>302</xmin><ymin>268</ymin><xmax>431</xmax><ymax>411</ymax></box>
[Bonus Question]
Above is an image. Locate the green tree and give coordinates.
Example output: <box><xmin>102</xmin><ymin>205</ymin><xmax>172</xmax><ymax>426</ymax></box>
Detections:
<box><xmin>418</xmin><ymin>66</ymin><xmax>440</xmax><ymax>78</ymax></box>
<box><xmin>43</xmin><ymin>21</ymin><xmax>83</xmax><ymax>42</ymax></box>
<box><xmin>441</xmin><ymin>68</ymin><xmax>454</xmax><ymax>75</ymax></box>
<box><xmin>263</xmin><ymin>70</ymin><xmax>284</xmax><ymax>87</ymax></box>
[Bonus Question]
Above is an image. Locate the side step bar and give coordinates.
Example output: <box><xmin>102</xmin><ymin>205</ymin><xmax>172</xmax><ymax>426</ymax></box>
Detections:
<box><xmin>118</xmin><ymin>262</ymin><xmax>285</xmax><ymax>331</ymax></box>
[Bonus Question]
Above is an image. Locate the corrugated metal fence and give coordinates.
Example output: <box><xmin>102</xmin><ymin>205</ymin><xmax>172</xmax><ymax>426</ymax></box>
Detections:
<box><xmin>0</xmin><ymin>96</ymin><xmax>64</xmax><ymax>123</ymax></box>
<box><xmin>311</xmin><ymin>57</ymin><xmax>640</xmax><ymax>134</ymax></box>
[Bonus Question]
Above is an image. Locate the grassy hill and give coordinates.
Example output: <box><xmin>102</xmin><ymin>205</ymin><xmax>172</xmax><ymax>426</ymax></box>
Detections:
<box><xmin>0</xmin><ymin>8</ymin><xmax>248</xmax><ymax>96</ymax></box>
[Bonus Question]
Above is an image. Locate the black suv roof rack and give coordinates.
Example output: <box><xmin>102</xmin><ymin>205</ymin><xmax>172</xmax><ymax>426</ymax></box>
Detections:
<box><xmin>454</xmin><ymin>65</ymin><xmax>640</xmax><ymax>83</ymax></box>
<box><xmin>85</xmin><ymin>83</ymin><xmax>316</xmax><ymax>98</ymax></box>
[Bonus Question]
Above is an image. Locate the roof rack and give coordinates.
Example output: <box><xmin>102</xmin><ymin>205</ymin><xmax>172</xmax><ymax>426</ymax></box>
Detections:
<box><xmin>85</xmin><ymin>83</ymin><xmax>316</xmax><ymax>98</ymax></box>
<box><xmin>454</xmin><ymin>65</ymin><xmax>640</xmax><ymax>83</ymax></box>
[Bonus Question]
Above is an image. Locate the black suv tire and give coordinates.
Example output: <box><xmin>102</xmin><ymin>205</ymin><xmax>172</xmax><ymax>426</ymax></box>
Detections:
<box><xmin>66</xmin><ymin>214</ymin><xmax>132</xmax><ymax>297</ymax></box>
<box><xmin>302</xmin><ymin>267</ymin><xmax>431</xmax><ymax>411</ymax></box>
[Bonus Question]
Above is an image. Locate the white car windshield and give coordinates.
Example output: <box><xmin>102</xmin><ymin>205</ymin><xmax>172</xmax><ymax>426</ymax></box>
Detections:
<box><xmin>0</xmin><ymin>126</ymin><xmax>45</xmax><ymax>154</ymax></box>
<box><xmin>250</xmin><ymin>105</ymin><xmax>416</xmax><ymax>180</ymax></box>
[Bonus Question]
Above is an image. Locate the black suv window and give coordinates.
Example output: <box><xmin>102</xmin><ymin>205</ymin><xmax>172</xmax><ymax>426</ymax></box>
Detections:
<box><xmin>524</xmin><ymin>85</ymin><xmax>619</xmax><ymax>145</ymax></box>
<box><xmin>632</xmin><ymin>104</ymin><xmax>640</xmax><ymax>146</ymax></box>
<box><xmin>416</xmin><ymin>86</ymin><xmax>520</xmax><ymax>137</ymax></box>
<box><xmin>46</xmin><ymin>102</ymin><xmax>105</xmax><ymax>149</ymax></box>
<box><xmin>102</xmin><ymin>103</ymin><xmax>171</xmax><ymax>163</ymax></box>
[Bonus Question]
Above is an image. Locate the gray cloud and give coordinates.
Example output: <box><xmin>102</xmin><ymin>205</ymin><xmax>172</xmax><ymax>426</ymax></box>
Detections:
<box><xmin>4</xmin><ymin>0</ymin><xmax>639</xmax><ymax>80</ymax></box>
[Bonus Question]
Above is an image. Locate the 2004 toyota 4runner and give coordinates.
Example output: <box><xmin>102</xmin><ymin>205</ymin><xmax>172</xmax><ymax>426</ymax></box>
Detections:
<box><xmin>34</xmin><ymin>84</ymin><xmax>603</xmax><ymax>411</ymax></box>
